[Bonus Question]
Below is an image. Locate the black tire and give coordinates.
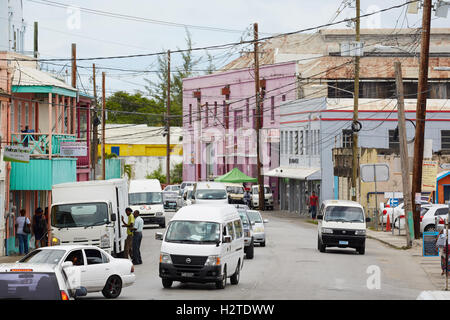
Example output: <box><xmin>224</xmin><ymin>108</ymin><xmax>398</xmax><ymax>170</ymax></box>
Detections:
<box><xmin>318</xmin><ymin>236</ymin><xmax>326</xmax><ymax>253</ymax></box>
<box><xmin>162</xmin><ymin>279</ymin><xmax>173</xmax><ymax>288</ymax></box>
<box><xmin>246</xmin><ymin>240</ymin><xmax>254</xmax><ymax>259</ymax></box>
<box><xmin>230</xmin><ymin>262</ymin><xmax>240</xmax><ymax>285</ymax></box>
<box><xmin>102</xmin><ymin>275</ymin><xmax>122</xmax><ymax>299</ymax></box>
<box><xmin>160</xmin><ymin>223</ymin><xmax>166</xmax><ymax>228</ymax></box>
<box><xmin>260</xmin><ymin>241</ymin><xmax>266</xmax><ymax>247</ymax></box>
<box><xmin>358</xmin><ymin>246</ymin><xmax>366</xmax><ymax>255</ymax></box>
<box><xmin>215</xmin><ymin>267</ymin><xmax>227</xmax><ymax>289</ymax></box>
<box><xmin>424</xmin><ymin>225</ymin><xmax>436</xmax><ymax>232</ymax></box>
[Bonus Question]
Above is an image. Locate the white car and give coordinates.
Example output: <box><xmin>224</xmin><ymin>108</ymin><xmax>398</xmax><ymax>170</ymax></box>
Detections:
<box><xmin>164</xmin><ymin>184</ymin><xmax>180</xmax><ymax>193</ymax></box>
<box><xmin>246</xmin><ymin>210</ymin><xmax>268</xmax><ymax>247</ymax></box>
<box><xmin>420</xmin><ymin>204</ymin><xmax>450</xmax><ymax>233</ymax></box>
<box><xmin>0</xmin><ymin>263</ymin><xmax>87</xmax><ymax>300</ymax></box>
<box><xmin>18</xmin><ymin>245</ymin><xmax>135</xmax><ymax>299</ymax></box>
<box><xmin>392</xmin><ymin>203</ymin><xmax>434</xmax><ymax>230</ymax></box>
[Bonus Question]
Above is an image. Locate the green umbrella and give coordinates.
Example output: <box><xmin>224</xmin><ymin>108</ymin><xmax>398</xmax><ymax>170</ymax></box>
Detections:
<box><xmin>214</xmin><ymin>168</ymin><xmax>257</xmax><ymax>183</ymax></box>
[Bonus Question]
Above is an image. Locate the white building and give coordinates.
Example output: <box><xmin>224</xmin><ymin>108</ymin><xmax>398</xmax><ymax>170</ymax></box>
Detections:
<box><xmin>0</xmin><ymin>0</ymin><xmax>26</xmax><ymax>53</ymax></box>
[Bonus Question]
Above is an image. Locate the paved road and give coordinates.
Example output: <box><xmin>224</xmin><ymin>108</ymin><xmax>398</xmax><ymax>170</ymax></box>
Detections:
<box><xmin>82</xmin><ymin>210</ymin><xmax>435</xmax><ymax>300</ymax></box>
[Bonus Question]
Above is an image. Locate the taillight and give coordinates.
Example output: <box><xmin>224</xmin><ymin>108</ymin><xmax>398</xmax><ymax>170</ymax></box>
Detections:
<box><xmin>383</xmin><ymin>210</ymin><xmax>387</xmax><ymax>215</ymax></box>
<box><xmin>399</xmin><ymin>215</ymin><xmax>405</xmax><ymax>219</ymax></box>
<box><xmin>439</xmin><ymin>218</ymin><xmax>445</xmax><ymax>225</ymax></box>
<box><xmin>60</xmin><ymin>290</ymin><xmax>69</xmax><ymax>301</ymax></box>
<box><xmin>385</xmin><ymin>204</ymin><xmax>390</xmax><ymax>208</ymax></box>
<box><xmin>420</xmin><ymin>216</ymin><xmax>423</xmax><ymax>222</ymax></box>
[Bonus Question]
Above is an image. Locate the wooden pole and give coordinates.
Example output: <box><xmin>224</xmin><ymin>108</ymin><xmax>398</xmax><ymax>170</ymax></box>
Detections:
<box><xmin>394</xmin><ymin>61</ymin><xmax>413</xmax><ymax>248</ymax></box>
<box><xmin>166</xmin><ymin>50</ymin><xmax>171</xmax><ymax>185</ymax></box>
<box><xmin>102</xmin><ymin>72</ymin><xmax>106</xmax><ymax>180</ymax></box>
<box><xmin>412</xmin><ymin>0</ymin><xmax>432</xmax><ymax>239</ymax></box>
<box><xmin>71</xmin><ymin>43</ymin><xmax>77</xmax><ymax>89</ymax></box>
<box><xmin>92</xmin><ymin>64</ymin><xmax>98</xmax><ymax>179</ymax></box>
<box><xmin>351</xmin><ymin>0</ymin><xmax>360</xmax><ymax>202</ymax></box>
<box><xmin>33</xmin><ymin>22</ymin><xmax>38</xmax><ymax>58</ymax></box>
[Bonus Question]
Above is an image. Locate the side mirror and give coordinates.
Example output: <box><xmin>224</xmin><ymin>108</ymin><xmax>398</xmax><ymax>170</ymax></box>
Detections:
<box><xmin>317</xmin><ymin>215</ymin><xmax>323</xmax><ymax>220</ymax></box>
<box><xmin>366</xmin><ymin>217</ymin><xmax>371</xmax><ymax>223</ymax></box>
<box><xmin>251</xmin><ymin>221</ymin><xmax>256</xmax><ymax>226</ymax></box>
<box><xmin>110</xmin><ymin>214</ymin><xmax>117</xmax><ymax>222</ymax></box>
<box><xmin>74</xmin><ymin>286</ymin><xmax>88</xmax><ymax>298</ymax></box>
<box><xmin>155</xmin><ymin>232</ymin><xmax>163</xmax><ymax>240</ymax></box>
<box><xmin>263</xmin><ymin>219</ymin><xmax>269</xmax><ymax>224</ymax></box>
<box><xmin>62</xmin><ymin>261</ymin><xmax>74</xmax><ymax>268</ymax></box>
<box><xmin>223</xmin><ymin>235</ymin><xmax>232</xmax><ymax>243</ymax></box>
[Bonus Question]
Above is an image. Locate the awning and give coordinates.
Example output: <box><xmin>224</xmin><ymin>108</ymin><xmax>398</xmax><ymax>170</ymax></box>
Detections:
<box><xmin>264</xmin><ymin>166</ymin><xmax>320</xmax><ymax>180</ymax></box>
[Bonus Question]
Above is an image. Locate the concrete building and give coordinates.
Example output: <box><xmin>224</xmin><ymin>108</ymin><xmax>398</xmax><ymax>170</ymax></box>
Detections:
<box><xmin>100</xmin><ymin>124</ymin><xmax>183</xmax><ymax>180</ymax></box>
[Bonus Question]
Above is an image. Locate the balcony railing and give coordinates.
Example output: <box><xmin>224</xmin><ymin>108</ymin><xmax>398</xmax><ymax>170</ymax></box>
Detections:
<box><xmin>11</xmin><ymin>133</ymin><xmax>77</xmax><ymax>156</ymax></box>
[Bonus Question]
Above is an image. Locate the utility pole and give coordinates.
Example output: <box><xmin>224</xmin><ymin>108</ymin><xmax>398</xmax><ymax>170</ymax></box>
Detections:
<box><xmin>412</xmin><ymin>0</ymin><xmax>432</xmax><ymax>238</ymax></box>
<box><xmin>33</xmin><ymin>22</ymin><xmax>38</xmax><ymax>58</ymax></box>
<box><xmin>166</xmin><ymin>50</ymin><xmax>171</xmax><ymax>185</ymax></box>
<box><xmin>254</xmin><ymin>22</ymin><xmax>264</xmax><ymax>211</ymax></box>
<box><xmin>351</xmin><ymin>0</ymin><xmax>360</xmax><ymax>202</ymax></box>
<box><xmin>92</xmin><ymin>64</ymin><xmax>98</xmax><ymax>180</ymax></box>
<box><xmin>102</xmin><ymin>72</ymin><xmax>106</xmax><ymax>180</ymax></box>
<box><xmin>71</xmin><ymin>43</ymin><xmax>77</xmax><ymax>89</ymax></box>
<box><xmin>395</xmin><ymin>61</ymin><xmax>413</xmax><ymax>248</ymax></box>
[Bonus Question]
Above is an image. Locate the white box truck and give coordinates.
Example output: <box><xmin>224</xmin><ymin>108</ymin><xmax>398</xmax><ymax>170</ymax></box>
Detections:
<box><xmin>50</xmin><ymin>178</ymin><xmax>129</xmax><ymax>257</ymax></box>
<box><xmin>128</xmin><ymin>179</ymin><xmax>165</xmax><ymax>228</ymax></box>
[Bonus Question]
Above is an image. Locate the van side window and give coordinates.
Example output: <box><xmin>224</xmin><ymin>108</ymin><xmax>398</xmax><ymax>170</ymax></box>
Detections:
<box><xmin>226</xmin><ymin>222</ymin><xmax>235</xmax><ymax>240</ymax></box>
<box><xmin>233</xmin><ymin>219</ymin><xmax>243</xmax><ymax>238</ymax></box>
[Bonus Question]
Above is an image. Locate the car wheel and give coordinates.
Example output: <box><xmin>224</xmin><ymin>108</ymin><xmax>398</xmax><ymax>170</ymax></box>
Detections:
<box><xmin>102</xmin><ymin>275</ymin><xmax>122</xmax><ymax>299</ymax></box>
<box><xmin>162</xmin><ymin>279</ymin><xmax>173</xmax><ymax>288</ymax></box>
<box><xmin>318</xmin><ymin>236</ymin><xmax>326</xmax><ymax>253</ymax></box>
<box><xmin>230</xmin><ymin>262</ymin><xmax>240</xmax><ymax>285</ymax></box>
<box><xmin>424</xmin><ymin>225</ymin><xmax>436</xmax><ymax>232</ymax></box>
<box><xmin>260</xmin><ymin>241</ymin><xmax>266</xmax><ymax>247</ymax></box>
<box><xmin>215</xmin><ymin>267</ymin><xmax>227</xmax><ymax>289</ymax></box>
<box><xmin>358</xmin><ymin>246</ymin><xmax>365</xmax><ymax>255</ymax></box>
<box><xmin>246</xmin><ymin>240</ymin><xmax>254</xmax><ymax>259</ymax></box>
<box><xmin>160</xmin><ymin>223</ymin><xmax>166</xmax><ymax>228</ymax></box>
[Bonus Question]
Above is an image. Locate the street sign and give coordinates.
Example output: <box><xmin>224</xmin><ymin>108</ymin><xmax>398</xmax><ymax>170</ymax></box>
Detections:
<box><xmin>360</xmin><ymin>163</ymin><xmax>390</xmax><ymax>182</ymax></box>
<box><xmin>441</xmin><ymin>163</ymin><xmax>450</xmax><ymax>170</ymax></box>
<box><xmin>423</xmin><ymin>231</ymin><xmax>439</xmax><ymax>257</ymax></box>
<box><xmin>422</xmin><ymin>160</ymin><xmax>438</xmax><ymax>192</ymax></box>
<box><xmin>340</xmin><ymin>41</ymin><xmax>364</xmax><ymax>57</ymax></box>
<box><xmin>60</xmin><ymin>141</ymin><xmax>87</xmax><ymax>157</ymax></box>
<box><xmin>388</xmin><ymin>198</ymin><xmax>399</xmax><ymax>207</ymax></box>
<box><xmin>3</xmin><ymin>145</ymin><xmax>30</xmax><ymax>163</ymax></box>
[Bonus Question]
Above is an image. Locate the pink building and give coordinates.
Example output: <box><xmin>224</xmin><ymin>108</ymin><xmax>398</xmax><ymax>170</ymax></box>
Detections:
<box><xmin>182</xmin><ymin>61</ymin><xmax>299</xmax><ymax>202</ymax></box>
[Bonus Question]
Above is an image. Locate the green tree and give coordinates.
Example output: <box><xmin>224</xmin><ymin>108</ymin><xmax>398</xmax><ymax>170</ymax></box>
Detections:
<box><xmin>146</xmin><ymin>165</ymin><xmax>166</xmax><ymax>184</ymax></box>
<box><xmin>170</xmin><ymin>162</ymin><xmax>183</xmax><ymax>184</ymax></box>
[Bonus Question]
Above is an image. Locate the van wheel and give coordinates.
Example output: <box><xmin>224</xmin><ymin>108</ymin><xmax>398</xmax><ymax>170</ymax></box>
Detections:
<box><xmin>260</xmin><ymin>241</ymin><xmax>266</xmax><ymax>247</ymax></box>
<box><xmin>160</xmin><ymin>223</ymin><xmax>166</xmax><ymax>228</ymax></box>
<box><xmin>358</xmin><ymin>246</ymin><xmax>365</xmax><ymax>255</ymax></box>
<box><xmin>230</xmin><ymin>262</ymin><xmax>240</xmax><ymax>285</ymax></box>
<box><xmin>216</xmin><ymin>267</ymin><xmax>227</xmax><ymax>289</ymax></box>
<box><xmin>318</xmin><ymin>236</ymin><xmax>326</xmax><ymax>253</ymax></box>
<box><xmin>162</xmin><ymin>279</ymin><xmax>173</xmax><ymax>288</ymax></box>
<box><xmin>246</xmin><ymin>240</ymin><xmax>254</xmax><ymax>259</ymax></box>
<box><xmin>102</xmin><ymin>275</ymin><xmax>122</xmax><ymax>299</ymax></box>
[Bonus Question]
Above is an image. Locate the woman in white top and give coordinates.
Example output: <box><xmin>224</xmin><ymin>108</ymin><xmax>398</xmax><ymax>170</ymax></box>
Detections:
<box><xmin>15</xmin><ymin>209</ymin><xmax>31</xmax><ymax>255</ymax></box>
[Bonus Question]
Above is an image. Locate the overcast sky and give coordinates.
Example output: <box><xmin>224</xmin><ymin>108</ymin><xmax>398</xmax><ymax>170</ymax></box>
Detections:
<box><xmin>20</xmin><ymin>0</ymin><xmax>450</xmax><ymax>96</ymax></box>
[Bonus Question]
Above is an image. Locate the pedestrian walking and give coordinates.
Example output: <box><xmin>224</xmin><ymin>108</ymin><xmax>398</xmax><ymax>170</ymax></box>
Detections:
<box><xmin>15</xmin><ymin>209</ymin><xmax>31</xmax><ymax>255</ymax></box>
<box><xmin>309</xmin><ymin>191</ymin><xmax>319</xmax><ymax>220</ymax></box>
<box><xmin>121</xmin><ymin>207</ymin><xmax>135</xmax><ymax>259</ymax></box>
<box><xmin>243</xmin><ymin>189</ymin><xmax>251</xmax><ymax>207</ymax></box>
<box><xmin>32</xmin><ymin>207</ymin><xmax>47</xmax><ymax>248</ymax></box>
<box><xmin>436</xmin><ymin>229</ymin><xmax>450</xmax><ymax>276</ymax></box>
<box><xmin>132</xmin><ymin>210</ymin><xmax>144</xmax><ymax>265</ymax></box>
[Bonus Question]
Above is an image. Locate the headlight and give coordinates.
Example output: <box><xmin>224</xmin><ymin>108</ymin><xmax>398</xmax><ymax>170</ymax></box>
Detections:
<box><xmin>205</xmin><ymin>255</ymin><xmax>221</xmax><ymax>266</ymax></box>
<box><xmin>321</xmin><ymin>228</ymin><xmax>333</xmax><ymax>234</ymax></box>
<box><xmin>52</xmin><ymin>237</ymin><xmax>60</xmax><ymax>246</ymax></box>
<box><xmin>355</xmin><ymin>230</ymin><xmax>366</xmax><ymax>236</ymax></box>
<box><xmin>159</xmin><ymin>252</ymin><xmax>172</xmax><ymax>264</ymax></box>
<box><xmin>156</xmin><ymin>212</ymin><xmax>164</xmax><ymax>217</ymax></box>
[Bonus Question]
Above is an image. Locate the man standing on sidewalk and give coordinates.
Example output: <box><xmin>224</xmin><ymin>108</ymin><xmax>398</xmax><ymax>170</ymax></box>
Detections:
<box><xmin>309</xmin><ymin>191</ymin><xmax>319</xmax><ymax>220</ymax></box>
<box><xmin>121</xmin><ymin>207</ymin><xmax>134</xmax><ymax>259</ymax></box>
<box><xmin>132</xmin><ymin>210</ymin><xmax>144</xmax><ymax>265</ymax></box>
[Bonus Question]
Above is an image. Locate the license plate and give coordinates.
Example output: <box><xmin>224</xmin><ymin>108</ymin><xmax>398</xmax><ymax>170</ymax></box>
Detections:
<box><xmin>181</xmin><ymin>272</ymin><xmax>194</xmax><ymax>277</ymax></box>
<box><xmin>339</xmin><ymin>241</ymin><xmax>349</xmax><ymax>245</ymax></box>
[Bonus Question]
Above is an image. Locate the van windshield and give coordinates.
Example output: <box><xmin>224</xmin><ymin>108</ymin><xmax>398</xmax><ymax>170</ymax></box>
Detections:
<box><xmin>247</xmin><ymin>211</ymin><xmax>262</xmax><ymax>224</ymax></box>
<box><xmin>129</xmin><ymin>192</ymin><xmax>162</xmax><ymax>205</ymax></box>
<box><xmin>165</xmin><ymin>221</ymin><xmax>220</xmax><ymax>244</ymax></box>
<box><xmin>51</xmin><ymin>202</ymin><xmax>109</xmax><ymax>228</ymax></box>
<box><xmin>195</xmin><ymin>189</ymin><xmax>227</xmax><ymax>200</ymax></box>
<box><xmin>226</xmin><ymin>187</ymin><xmax>243</xmax><ymax>194</ymax></box>
<box><xmin>324</xmin><ymin>206</ymin><xmax>364</xmax><ymax>223</ymax></box>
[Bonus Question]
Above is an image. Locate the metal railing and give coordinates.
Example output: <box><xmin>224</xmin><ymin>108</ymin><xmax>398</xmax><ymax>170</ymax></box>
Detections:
<box><xmin>11</xmin><ymin>133</ymin><xmax>76</xmax><ymax>156</ymax></box>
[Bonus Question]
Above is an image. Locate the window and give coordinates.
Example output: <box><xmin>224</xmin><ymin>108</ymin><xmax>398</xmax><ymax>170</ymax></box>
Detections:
<box><xmin>305</xmin><ymin>130</ymin><xmax>309</xmax><ymax>155</ymax></box>
<box><xmin>18</xmin><ymin>102</ymin><xmax>22</xmax><ymax>131</ymax></box>
<box><xmin>388</xmin><ymin>129</ymin><xmax>399</xmax><ymax>153</ymax></box>
<box><xmin>289</xmin><ymin>131</ymin><xmax>293</xmax><ymax>154</ymax></box>
<box><xmin>435</xmin><ymin>208</ymin><xmax>449</xmax><ymax>216</ymax></box>
<box><xmin>214</xmin><ymin>101</ymin><xmax>217</xmax><ymax>118</ymax></box>
<box><xmin>342</xmin><ymin>129</ymin><xmax>353</xmax><ymax>148</ymax></box>
<box><xmin>442</xmin><ymin>130</ymin><xmax>450</xmax><ymax>151</ymax></box>
<box><xmin>223</xmin><ymin>101</ymin><xmax>227</xmax><ymax>125</ymax></box>
<box><xmin>270</xmin><ymin>96</ymin><xmax>275</xmax><ymax>121</ymax></box>
<box><xmin>25</xmin><ymin>103</ymin><xmax>29</xmax><ymax>127</ymax></box>
<box><xmin>205</xmin><ymin>102</ymin><xmax>209</xmax><ymax>126</ymax></box>
<box><xmin>233</xmin><ymin>220</ymin><xmax>243</xmax><ymax>238</ymax></box>
<box><xmin>111</xmin><ymin>146</ymin><xmax>120</xmax><ymax>156</ymax></box>
<box><xmin>235</xmin><ymin>110</ymin><xmax>243</xmax><ymax>129</ymax></box>
<box><xmin>85</xmin><ymin>249</ymin><xmax>104</xmax><ymax>265</ymax></box>
<box><xmin>246</xmin><ymin>99</ymin><xmax>250</xmax><ymax>122</ymax></box>
<box><xmin>11</xmin><ymin>103</ymin><xmax>15</xmax><ymax>132</ymax></box>
<box><xmin>189</xmin><ymin>104</ymin><xmax>192</xmax><ymax>125</ymax></box>
<box><xmin>226</xmin><ymin>222</ymin><xmax>235</xmax><ymax>240</ymax></box>
<box><xmin>282</xmin><ymin>95</ymin><xmax>286</xmax><ymax>102</ymax></box>
<box><xmin>294</xmin><ymin>131</ymin><xmax>298</xmax><ymax>155</ymax></box>
<box><xmin>65</xmin><ymin>250</ymin><xmax>84</xmax><ymax>266</ymax></box>
<box><xmin>280</xmin><ymin>131</ymin><xmax>284</xmax><ymax>154</ymax></box>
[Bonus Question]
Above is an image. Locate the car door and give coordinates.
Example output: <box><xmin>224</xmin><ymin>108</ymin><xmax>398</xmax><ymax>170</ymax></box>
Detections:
<box><xmin>225</xmin><ymin>221</ymin><xmax>237</xmax><ymax>273</ymax></box>
<box><xmin>63</xmin><ymin>249</ymin><xmax>87</xmax><ymax>290</ymax></box>
<box><xmin>82</xmin><ymin>248</ymin><xmax>111</xmax><ymax>291</ymax></box>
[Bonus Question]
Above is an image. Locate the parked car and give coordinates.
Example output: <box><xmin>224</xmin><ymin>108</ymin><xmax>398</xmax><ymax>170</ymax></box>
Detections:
<box><xmin>236</xmin><ymin>207</ymin><xmax>255</xmax><ymax>259</ymax></box>
<box><xmin>225</xmin><ymin>183</ymin><xmax>245</xmax><ymax>204</ymax></box>
<box><xmin>180</xmin><ymin>186</ymin><xmax>194</xmax><ymax>207</ymax></box>
<box><xmin>129</xmin><ymin>179</ymin><xmax>165</xmax><ymax>228</ymax></box>
<box><xmin>392</xmin><ymin>202</ymin><xmax>433</xmax><ymax>230</ymax></box>
<box><xmin>250</xmin><ymin>185</ymin><xmax>274</xmax><ymax>210</ymax></box>
<box><xmin>18</xmin><ymin>245</ymin><xmax>135</xmax><ymax>299</ymax></box>
<box><xmin>420</xmin><ymin>204</ymin><xmax>449</xmax><ymax>233</ymax></box>
<box><xmin>0</xmin><ymin>263</ymin><xmax>87</xmax><ymax>300</ymax></box>
<box><xmin>164</xmin><ymin>184</ymin><xmax>180</xmax><ymax>193</ymax></box>
<box><xmin>163</xmin><ymin>191</ymin><xmax>179</xmax><ymax>211</ymax></box>
<box><xmin>192</xmin><ymin>182</ymin><xmax>228</xmax><ymax>205</ymax></box>
<box><xmin>246</xmin><ymin>210</ymin><xmax>268</xmax><ymax>247</ymax></box>
<box><xmin>317</xmin><ymin>200</ymin><xmax>370</xmax><ymax>255</ymax></box>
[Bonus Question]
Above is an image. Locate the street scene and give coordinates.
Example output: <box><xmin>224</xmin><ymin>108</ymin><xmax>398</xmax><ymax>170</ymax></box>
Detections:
<box><xmin>0</xmin><ymin>0</ymin><xmax>450</xmax><ymax>303</ymax></box>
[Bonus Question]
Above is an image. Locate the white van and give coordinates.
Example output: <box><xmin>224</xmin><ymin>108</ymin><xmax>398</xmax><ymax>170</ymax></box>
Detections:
<box><xmin>156</xmin><ymin>204</ymin><xmax>245</xmax><ymax>289</ymax></box>
<box><xmin>128</xmin><ymin>179</ymin><xmax>165</xmax><ymax>228</ymax></box>
<box><xmin>192</xmin><ymin>182</ymin><xmax>228</xmax><ymax>205</ymax></box>
<box><xmin>225</xmin><ymin>183</ymin><xmax>245</xmax><ymax>204</ymax></box>
<box><xmin>317</xmin><ymin>200</ymin><xmax>370</xmax><ymax>255</ymax></box>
